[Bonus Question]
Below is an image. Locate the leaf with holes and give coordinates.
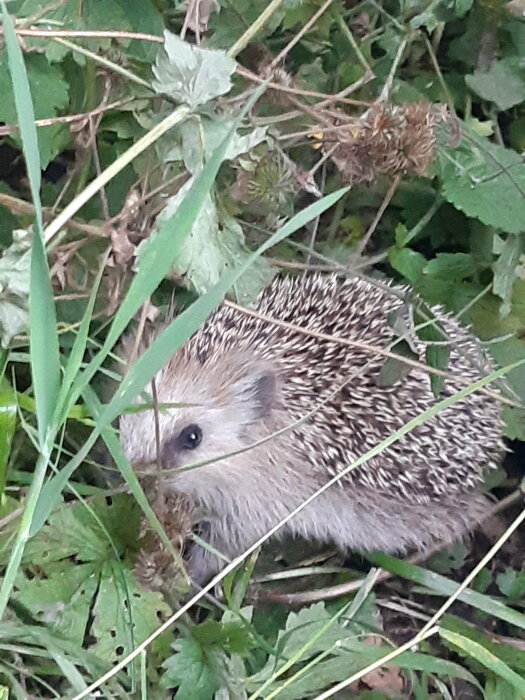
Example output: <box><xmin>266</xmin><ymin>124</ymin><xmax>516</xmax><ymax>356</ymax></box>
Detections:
<box><xmin>11</xmin><ymin>495</ymin><xmax>170</xmax><ymax>662</ymax></box>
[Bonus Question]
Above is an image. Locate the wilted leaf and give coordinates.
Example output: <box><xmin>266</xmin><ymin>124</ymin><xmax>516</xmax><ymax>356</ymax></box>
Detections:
<box><xmin>153</xmin><ymin>31</ymin><xmax>236</xmax><ymax>108</ymax></box>
<box><xmin>168</xmin><ymin>118</ymin><xmax>268</xmax><ymax>174</ymax></box>
<box><xmin>466</xmin><ymin>58</ymin><xmax>525</xmax><ymax>111</ymax></box>
<box><xmin>138</xmin><ymin>182</ymin><xmax>274</xmax><ymax>303</ymax></box>
<box><xmin>184</xmin><ymin>0</ymin><xmax>219</xmax><ymax>34</ymax></box>
<box><xmin>0</xmin><ymin>230</ymin><xmax>31</xmax><ymax>347</ymax></box>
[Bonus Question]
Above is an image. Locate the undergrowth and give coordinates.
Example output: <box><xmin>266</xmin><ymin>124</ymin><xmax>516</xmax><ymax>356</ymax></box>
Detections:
<box><xmin>0</xmin><ymin>0</ymin><xmax>524</xmax><ymax>697</ymax></box>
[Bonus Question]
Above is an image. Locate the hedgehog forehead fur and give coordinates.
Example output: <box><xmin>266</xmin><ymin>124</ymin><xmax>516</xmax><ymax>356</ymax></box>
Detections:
<box><xmin>119</xmin><ymin>273</ymin><xmax>505</xmax><ymax>583</ymax></box>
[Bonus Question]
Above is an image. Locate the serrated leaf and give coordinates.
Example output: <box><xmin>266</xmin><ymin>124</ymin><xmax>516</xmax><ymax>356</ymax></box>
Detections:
<box><xmin>13</xmin><ymin>495</ymin><xmax>170</xmax><ymax>662</ymax></box>
<box><xmin>497</xmin><ymin>568</ymin><xmax>525</xmax><ymax>600</ymax></box>
<box><xmin>169</xmin><ymin>118</ymin><xmax>268</xmax><ymax>175</ymax></box>
<box><xmin>22</xmin><ymin>494</ymin><xmax>141</xmax><ymax>565</ymax></box>
<box><xmin>466</xmin><ymin>58</ymin><xmax>525</xmax><ymax>111</ymax></box>
<box><xmin>153</xmin><ymin>31</ymin><xmax>236</xmax><ymax>108</ymax></box>
<box><xmin>439</xmin><ymin>130</ymin><xmax>525</xmax><ymax>234</ymax></box>
<box><xmin>161</xmin><ymin>638</ymin><xmax>221</xmax><ymax>697</ymax></box>
<box><xmin>15</xmin><ymin>563</ymin><xmax>99</xmax><ymax>646</ymax></box>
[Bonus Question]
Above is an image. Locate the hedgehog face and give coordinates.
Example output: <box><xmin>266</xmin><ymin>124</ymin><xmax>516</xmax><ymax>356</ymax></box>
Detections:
<box><xmin>119</xmin><ymin>350</ymin><xmax>278</xmax><ymax>504</ymax></box>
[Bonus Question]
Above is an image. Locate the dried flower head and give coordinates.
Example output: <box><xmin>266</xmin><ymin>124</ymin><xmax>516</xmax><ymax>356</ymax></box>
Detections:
<box><xmin>324</xmin><ymin>102</ymin><xmax>448</xmax><ymax>185</ymax></box>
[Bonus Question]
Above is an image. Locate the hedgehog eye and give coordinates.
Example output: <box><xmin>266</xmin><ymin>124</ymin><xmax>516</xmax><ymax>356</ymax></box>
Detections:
<box><xmin>178</xmin><ymin>424</ymin><xmax>203</xmax><ymax>450</ymax></box>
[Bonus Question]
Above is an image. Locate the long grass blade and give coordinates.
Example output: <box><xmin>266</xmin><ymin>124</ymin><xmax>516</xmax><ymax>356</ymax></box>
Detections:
<box><xmin>31</xmin><ymin>187</ymin><xmax>348</xmax><ymax>533</ymax></box>
<box><xmin>1</xmin><ymin>3</ymin><xmax>60</xmax><ymax>442</ymax></box>
<box><xmin>0</xmin><ymin>2</ymin><xmax>61</xmax><ymax>621</ymax></box>
<box><xmin>368</xmin><ymin>552</ymin><xmax>525</xmax><ymax>632</ymax></box>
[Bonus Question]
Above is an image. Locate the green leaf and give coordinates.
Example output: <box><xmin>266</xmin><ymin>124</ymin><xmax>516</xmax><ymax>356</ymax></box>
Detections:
<box><xmin>142</xmin><ymin>191</ymin><xmax>275</xmax><ymax>302</ymax></box>
<box><xmin>0</xmin><ymin>52</ymin><xmax>69</xmax><ymax>168</ymax></box>
<box><xmin>368</xmin><ymin>553</ymin><xmax>525</xmax><ymax>632</ymax></box>
<box><xmin>497</xmin><ymin>569</ymin><xmax>525</xmax><ymax>601</ymax></box>
<box><xmin>91</xmin><ymin>562</ymin><xmax>171</xmax><ymax>663</ymax></box>
<box><xmin>423</xmin><ymin>253</ymin><xmax>476</xmax><ymax>281</ymax></box>
<box><xmin>170</xmin><ymin>117</ymin><xmax>268</xmax><ymax>174</ymax></box>
<box><xmin>376</xmin><ymin>340</ymin><xmax>419</xmax><ymax>388</ymax></box>
<box><xmin>161</xmin><ymin>638</ymin><xmax>221</xmax><ymax>697</ymax></box>
<box><xmin>388</xmin><ymin>247</ymin><xmax>427</xmax><ymax>283</ymax></box>
<box><xmin>14</xmin><ymin>495</ymin><xmax>170</xmax><ymax>662</ymax></box>
<box><xmin>439</xmin><ymin>129</ymin><xmax>525</xmax><ymax>234</ymax></box>
<box><xmin>0</xmin><ymin>379</ymin><xmax>17</xmax><ymax>495</ymax></box>
<box><xmin>153</xmin><ymin>31</ymin><xmax>237</xmax><ymax>108</ymax></box>
<box><xmin>466</xmin><ymin>58</ymin><xmax>525</xmax><ymax>111</ymax></box>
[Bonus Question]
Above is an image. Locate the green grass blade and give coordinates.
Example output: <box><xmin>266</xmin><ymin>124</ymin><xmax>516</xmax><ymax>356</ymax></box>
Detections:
<box><xmin>0</xmin><ymin>379</ymin><xmax>17</xmax><ymax>497</ymax></box>
<box><xmin>439</xmin><ymin>627</ymin><xmax>525</xmax><ymax>694</ymax></box>
<box><xmin>0</xmin><ymin>2</ymin><xmax>61</xmax><ymax>621</ymax></box>
<box><xmin>368</xmin><ymin>552</ymin><xmax>525</xmax><ymax>632</ymax></box>
<box><xmin>82</xmin><ymin>384</ymin><xmax>181</xmax><ymax>560</ymax></box>
<box><xmin>106</xmin><ymin>187</ymin><xmax>348</xmax><ymax>426</ymax></box>
<box><xmin>1</xmin><ymin>3</ymin><xmax>60</xmax><ymax>444</ymax></box>
<box><xmin>66</xmin><ymin>81</ymin><xmax>270</xmax><ymax>413</ymax></box>
<box><xmin>31</xmin><ymin>187</ymin><xmax>348</xmax><ymax>533</ymax></box>
<box><xmin>54</xmin><ymin>250</ymin><xmax>109</xmax><ymax>426</ymax></box>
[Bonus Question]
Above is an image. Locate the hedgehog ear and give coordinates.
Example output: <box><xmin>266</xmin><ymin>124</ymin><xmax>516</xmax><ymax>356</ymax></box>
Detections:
<box><xmin>232</xmin><ymin>366</ymin><xmax>276</xmax><ymax>423</ymax></box>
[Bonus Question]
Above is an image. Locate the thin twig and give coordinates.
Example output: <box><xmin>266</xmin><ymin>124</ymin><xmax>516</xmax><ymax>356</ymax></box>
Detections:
<box><xmin>269</xmin><ymin>0</ymin><xmax>334</xmax><ymax>70</ymax></box>
<box><xmin>354</xmin><ymin>174</ymin><xmax>401</xmax><ymax>256</ymax></box>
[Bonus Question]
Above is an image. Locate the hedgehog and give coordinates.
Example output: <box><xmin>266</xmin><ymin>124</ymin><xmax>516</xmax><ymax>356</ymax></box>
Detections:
<box><xmin>119</xmin><ymin>274</ymin><xmax>505</xmax><ymax>587</ymax></box>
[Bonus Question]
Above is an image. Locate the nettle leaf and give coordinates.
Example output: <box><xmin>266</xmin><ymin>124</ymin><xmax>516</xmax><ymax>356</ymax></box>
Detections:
<box><xmin>138</xmin><ymin>183</ymin><xmax>275</xmax><ymax>303</ymax></box>
<box><xmin>0</xmin><ymin>230</ymin><xmax>31</xmax><ymax>347</ymax></box>
<box><xmin>439</xmin><ymin>129</ymin><xmax>525</xmax><ymax>234</ymax></box>
<box><xmin>153</xmin><ymin>31</ymin><xmax>236</xmax><ymax>108</ymax></box>
<box><xmin>492</xmin><ymin>233</ymin><xmax>524</xmax><ymax>318</ymax></box>
<box><xmin>466</xmin><ymin>58</ymin><xmax>525</xmax><ymax>111</ymax></box>
<box><xmin>0</xmin><ymin>51</ymin><xmax>69</xmax><ymax>168</ymax></box>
